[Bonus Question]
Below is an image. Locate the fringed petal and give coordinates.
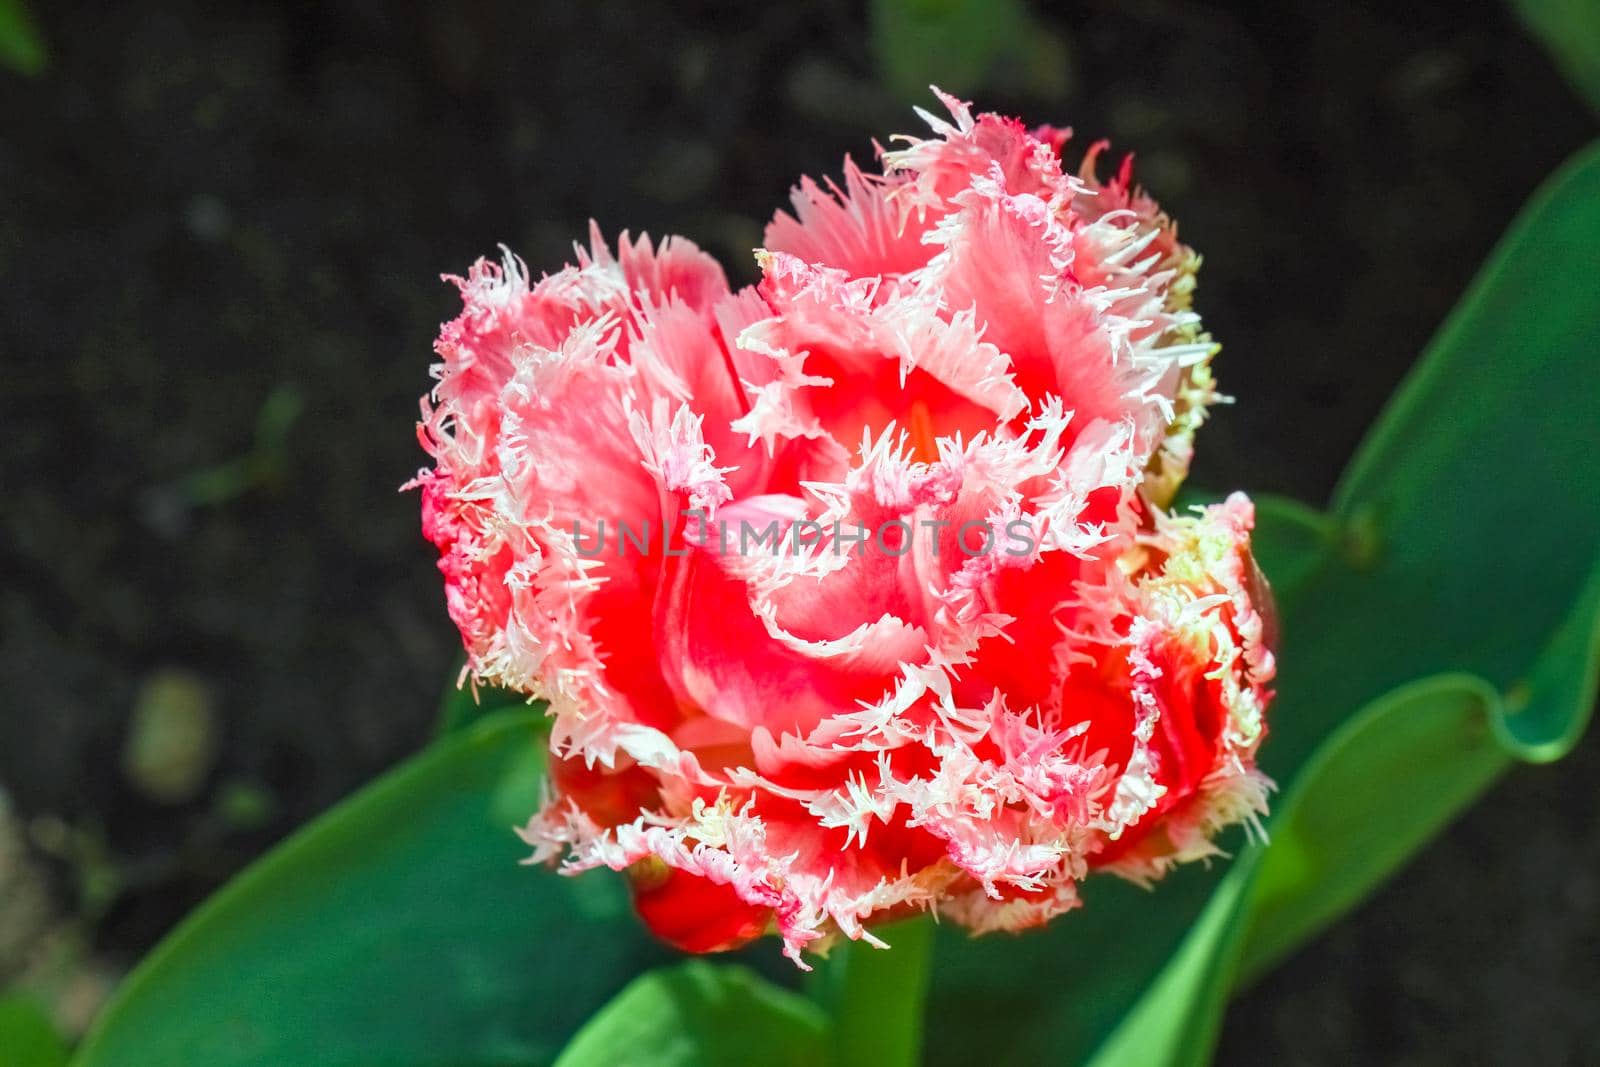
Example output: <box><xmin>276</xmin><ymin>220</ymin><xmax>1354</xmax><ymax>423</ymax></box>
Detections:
<box><xmin>422</xmin><ymin>93</ymin><xmax>1273</xmax><ymax>966</ymax></box>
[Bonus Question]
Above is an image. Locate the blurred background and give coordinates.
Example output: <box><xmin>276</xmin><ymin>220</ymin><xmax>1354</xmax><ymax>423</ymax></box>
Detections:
<box><xmin>1</xmin><ymin>0</ymin><xmax>1596</xmax><ymax>1061</ymax></box>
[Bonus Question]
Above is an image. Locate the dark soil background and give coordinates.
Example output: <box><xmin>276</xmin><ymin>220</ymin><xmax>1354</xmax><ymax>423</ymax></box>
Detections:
<box><xmin>2</xmin><ymin>0</ymin><xmax>1596</xmax><ymax>1062</ymax></box>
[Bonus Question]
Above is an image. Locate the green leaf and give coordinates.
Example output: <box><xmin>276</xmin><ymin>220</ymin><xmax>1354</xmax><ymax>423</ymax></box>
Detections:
<box><xmin>0</xmin><ymin>992</ymin><xmax>70</xmax><ymax>1067</ymax></box>
<box><xmin>1513</xmin><ymin>0</ymin><xmax>1600</xmax><ymax>115</ymax></box>
<box><xmin>556</xmin><ymin>917</ymin><xmax>933</xmax><ymax>1067</ymax></box>
<box><xmin>0</xmin><ymin>0</ymin><xmax>47</xmax><ymax>77</ymax></box>
<box><xmin>1266</xmin><ymin>137</ymin><xmax>1600</xmax><ymax>774</ymax></box>
<box><xmin>554</xmin><ymin>962</ymin><xmax>829</xmax><ymax>1067</ymax></box>
<box><xmin>74</xmin><ymin>711</ymin><xmax>673</xmax><ymax>1067</ymax></box>
<box><xmin>807</xmin><ymin>916</ymin><xmax>933</xmax><ymax>1067</ymax></box>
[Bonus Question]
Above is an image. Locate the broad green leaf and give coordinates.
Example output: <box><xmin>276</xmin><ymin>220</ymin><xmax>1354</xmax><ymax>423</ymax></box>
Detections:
<box><xmin>0</xmin><ymin>992</ymin><xmax>70</xmax><ymax>1067</ymax></box>
<box><xmin>1243</xmin><ymin>138</ymin><xmax>1600</xmax><ymax>782</ymax></box>
<box><xmin>74</xmin><ymin>711</ymin><xmax>673</xmax><ymax>1067</ymax></box>
<box><xmin>1513</xmin><ymin>0</ymin><xmax>1600</xmax><ymax>115</ymax></box>
<box><xmin>555</xmin><ymin>962</ymin><xmax>829</xmax><ymax>1067</ymax></box>
<box><xmin>928</xmin><ymin>139</ymin><xmax>1600</xmax><ymax>1065</ymax></box>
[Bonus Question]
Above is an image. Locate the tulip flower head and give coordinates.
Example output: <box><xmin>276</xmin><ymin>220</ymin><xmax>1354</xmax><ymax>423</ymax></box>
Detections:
<box><xmin>415</xmin><ymin>92</ymin><xmax>1275</xmax><ymax>964</ymax></box>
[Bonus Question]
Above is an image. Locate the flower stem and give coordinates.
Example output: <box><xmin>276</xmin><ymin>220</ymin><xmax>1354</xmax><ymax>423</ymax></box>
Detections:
<box><xmin>807</xmin><ymin>915</ymin><xmax>935</xmax><ymax>1067</ymax></box>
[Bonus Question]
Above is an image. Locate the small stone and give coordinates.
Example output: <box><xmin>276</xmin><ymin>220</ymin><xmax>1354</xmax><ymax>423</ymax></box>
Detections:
<box><xmin>122</xmin><ymin>669</ymin><xmax>218</xmax><ymax>805</ymax></box>
<box><xmin>184</xmin><ymin>195</ymin><xmax>231</xmax><ymax>243</ymax></box>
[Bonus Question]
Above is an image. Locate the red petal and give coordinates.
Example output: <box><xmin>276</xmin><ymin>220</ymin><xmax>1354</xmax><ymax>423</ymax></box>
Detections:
<box><xmin>629</xmin><ymin>867</ymin><xmax>772</xmax><ymax>954</ymax></box>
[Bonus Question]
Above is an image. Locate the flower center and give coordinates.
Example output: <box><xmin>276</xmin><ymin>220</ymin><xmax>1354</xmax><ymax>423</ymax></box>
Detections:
<box><xmin>907</xmin><ymin>399</ymin><xmax>940</xmax><ymax>464</ymax></box>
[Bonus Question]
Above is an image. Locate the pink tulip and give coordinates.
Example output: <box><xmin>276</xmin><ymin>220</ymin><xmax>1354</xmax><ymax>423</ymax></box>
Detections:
<box><xmin>415</xmin><ymin>93</ymin><xmax>1275</xmax><ymax>964</ymax></box>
